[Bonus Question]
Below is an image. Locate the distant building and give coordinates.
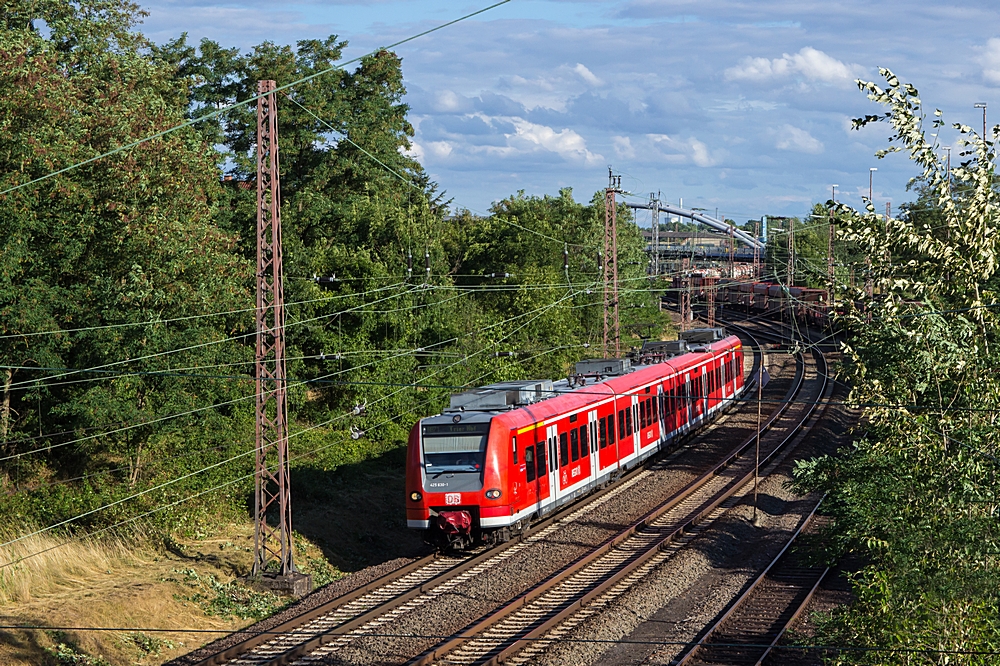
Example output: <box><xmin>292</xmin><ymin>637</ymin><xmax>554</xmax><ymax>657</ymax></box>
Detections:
<box><xmin>641</xmin><ymin>230</ymin><xmax>729</xmax><ymax>247</ymax></box>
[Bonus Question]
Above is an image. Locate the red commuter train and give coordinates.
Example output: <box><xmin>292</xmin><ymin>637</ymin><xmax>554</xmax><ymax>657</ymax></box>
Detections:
<box><xmin>405</xmin><ymin>331</ymin><xmax>746</xmax><ymax>549</ymax></box>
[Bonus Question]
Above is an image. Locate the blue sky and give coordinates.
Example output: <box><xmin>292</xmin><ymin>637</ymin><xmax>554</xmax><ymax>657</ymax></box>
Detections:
<box><xmin>137</xmin><ymin>1</ymin><xmax>1000</xmax><ymax>222</ymax></box>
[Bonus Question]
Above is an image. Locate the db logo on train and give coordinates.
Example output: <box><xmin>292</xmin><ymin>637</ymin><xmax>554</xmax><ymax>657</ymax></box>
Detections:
<box><xmin>445</xmin><ymin>493</ymin><xmax>462</xmax><ymax>505</ymax></box>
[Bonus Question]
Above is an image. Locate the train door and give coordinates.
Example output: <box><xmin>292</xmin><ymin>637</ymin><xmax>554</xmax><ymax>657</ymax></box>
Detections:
<box><xmin>702</xmin><ymin>366</ymin><xmax>709</xmax><ymax>417</ymax></box>
<box><xmin>588</xmin><ymin>409</ymin><xmax>599</xmax><ymax>481</ymax></box>
<box><xmin>691</xmin><ymin>366</ymin><xmax>705</xmax><ymax>421</ymax></box>
<box><xmin>631</xmin><ymin>394</ymin><xmax>640</xmax><ymax>455</ymax></box>
<box><xmin>617</xmin><ymin>395</ymin><xmax>635</xmax><ymax>460</ymax></box>
<box><xmin>532</xmin><ymin>426</ymin><xmax>548</xmax><ymax>504</ymax></box>
<box><xmin>519</xmin><ymin>432</ymin><xmax>538</xmax><ymax>510</ymax></box>
<box><xmin>722</xmin><ymin>351</ymin><xmax>736</xmax><ymax>408</ymax></box>
<box><xmin>656</xmin><ymin>384</ymin><xmax>666</xmax><ymax>445</ymax></box>
<box><xmin>684</xmin><ymin>373</ymin><xmax>693</xmax><ymax>426</ymax></box>
<box><xmin>545</xmin><ymin>424</ymin><xmax>560</xmax><ymax>505</ymax></box>
<box><xmin>599</xmin><ymin>402</ymin><xmax>618</xmax><ymax>472</ymax></box>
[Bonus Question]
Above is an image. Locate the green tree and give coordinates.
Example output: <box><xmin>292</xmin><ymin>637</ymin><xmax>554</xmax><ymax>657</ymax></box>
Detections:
<box><xmin>0</xmin><ymin>0</ymin><xmax>251</xmax><ymax>520</ymax></box>
<box><xmin>794</xmin><ymin>70</ymin><xmax>1000</xmax><ymax>664</ymax></box>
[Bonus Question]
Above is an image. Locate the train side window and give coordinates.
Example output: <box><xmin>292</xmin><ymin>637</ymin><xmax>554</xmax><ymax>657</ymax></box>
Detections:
<box><xmin>599</xmin><ymin>419</ymin><xmax>607</xmax><ymax>448</ymax></box>
<box><xmin>580</xmin><ymin>425</ymin><xmax>589</xmax><ymax>457</ymax></box>
<box><xmin>653</xmin><ymin>396</ymin><xmax>659</xmax><ymax>421</ymax></box>
<box><xmin>524</xmin><ymin>446</ymin><xmax>535</xmax><ymax>482</ymax></box>
<box><xmin>639</xmin><ymin>400</ymin><xmax>646</xmax><ymax>428</ymax></box>
<box><xmin>538</xmin><ymin>441</ymin><xmax>548</xmax><ymax>477</ymax></box>
<box><xmin>559</xmin><ymin>433</ymin><xmax>569</xmax><ymax>468</ymax></box>
<box><xmin>618</xmin><ymin>409</ymin><xmax>625</xmax><ymax>439</ymax></box>
<box><xmin>625</xmin><ymin>406</ymin><xmax>633</xmax><ymax>436</ymax></box>
<box><xmin>512</xmin><ymin>436</ymin><xmax>518</xmax><ymax>465</ymax></box>
<box><xmin>570</xmin><ymin>429</ymin><xmax>580</xmax><ymax>462</ymax></box>
<box><xmin>608</xmin><ymin>415</ymin><xmax>616</xmax><ymax>443</ymax></box>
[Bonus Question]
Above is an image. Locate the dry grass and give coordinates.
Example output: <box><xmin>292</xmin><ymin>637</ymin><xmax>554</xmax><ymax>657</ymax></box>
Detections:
<box><xmin>0</xmin><ymin>523</ymin><xmax>290</xmax><ymax>665</ymax></box>
<box><xmin>0</xmin><ymin>528</ymin><xmax>149</xmax><ymax>605</ymax></box>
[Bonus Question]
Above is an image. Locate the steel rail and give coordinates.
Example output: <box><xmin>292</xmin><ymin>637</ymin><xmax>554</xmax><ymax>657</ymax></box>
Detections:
<box><xmin>192</xmin><ymin>338</ymin><xmax>768</xmax><ymax>666</ymax></box>
<box><xmin>673</xmin><ymin>498</ymin><xmax>829</xmax><ymax>665</ymax></box>
<box><xmin>406</xmin><ymin>345</ymin><xmax>827</xmax><ymax>666</ymax></box>
<box><xmin>194</xmin><ymin>462</ymin><xmax>659</xmax><ymax>666</ymax></box>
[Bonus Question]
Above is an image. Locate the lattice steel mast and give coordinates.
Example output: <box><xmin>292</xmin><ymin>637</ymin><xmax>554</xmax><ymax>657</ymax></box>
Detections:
<box><xmin>649</xmin><ymin>191</ymin><xmax>660</xmax><ymax>277</ymax></box>
<box><xmin>603</xmin><ymin>170</ymin><xmax>623</xmax><ymax>357</ymax></box>
<box><xmin>253</xmin><ymin>80</ymin><xmax>295</xmax><ymax>578</ymax></box>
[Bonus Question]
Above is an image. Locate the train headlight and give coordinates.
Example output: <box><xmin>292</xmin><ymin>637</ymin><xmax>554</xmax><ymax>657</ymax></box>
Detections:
<box><xmin>410</xmin><ymin>491</ymin><xmax>422</xmax><ymax>502</ymax></box>
<box><xmin>485</xmin><ymin>489</ymin><xmax>502</xmax><ymax>499</ymax></box>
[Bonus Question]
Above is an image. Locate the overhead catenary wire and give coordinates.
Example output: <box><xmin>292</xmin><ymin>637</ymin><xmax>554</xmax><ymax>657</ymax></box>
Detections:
<box><xmin>3</xmin><ymin>275</ymin><xmax>624</xmax><ymax>394</ymax></box>
<box><xmin>281</xmin><ymin>91</ymin><xmax>588</xmax><ymax>249</ymax></box>
<box><xmin>0</xmin><ymin>273</ymin><xmax>607</xmax><ymax>455</ymax></box>
<box><xmin>0</xmin><ymin>1</ymin><xmax>513</xmax><ymax>198</ymax></box>
<box><xmin>0</xmin><ymin>286</ymin><xmax>593</xmax><ymax>566</ymax></box>
<box><xmin>0</xmin><ymin>282</ymin><xmax>588</xmax><ymax>536</ymax></box>
<box><xmin>0</xmin><ymin>280</ymin><xmax>411</xmax><ymax>341</ymax></box>
<box><xmin>5</xmin><ymin>282</ymin><xmax>422</xmax><ymax>391</ymax></box>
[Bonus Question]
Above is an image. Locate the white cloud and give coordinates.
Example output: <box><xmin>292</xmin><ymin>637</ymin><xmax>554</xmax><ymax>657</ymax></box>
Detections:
<box><xmin>404</xmin><ymin>141</ymin><xmax>424</xmax><ymax>162</ymax></box>
<box><xmin>427</xmin><ymin>141</ymin><xmax>454</xmax><ymax>158</ymax></box>
<box><xmin>506</xmin><ymin>118</ymin><xmax>603</xmax><ymax>164</ymax></box>
<box><xmin>724</xmin><ymin>47</ymin><xmax>865</xmax><ymax>85</ymax></box>
<box><xmin>647</xmin><ymin>134</ymin><xmax>717</xmax><ymax>167</ymax></box>
<box><xmin>573</xmin><ymin>63</ymin><xmax>602</xmax><ymax>86</ymax></box>
<box><xmin>613</xmin><ymin>135</ymin><xmax>635</xmax><ymax>159</ymax></box>
<box><xmin>433</xmin><ymin>90</ymin><xmax>470</xmax><ymax>113</ymax></box>
<box><xmin>775</xmin><ymin>124</ymin><xmax>824</xmax><ymax>154</ymax></box>
<box><xmin>978</xmin><ymin>38</ymin><xmax>1000</xmax><ymax>85</ymax></box>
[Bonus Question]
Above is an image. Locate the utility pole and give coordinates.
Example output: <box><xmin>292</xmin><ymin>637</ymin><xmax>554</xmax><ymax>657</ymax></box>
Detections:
<box><xmin>680</xmin><ymin>258</ymin><xmax>691</xmax><ymax>332</ymax></box>
<box><xmin>778</xmin><ymin>217</ymin><xmax>795</xmax><ymax>323</ymax></box>
<box><xmin>786</xmin><ymin>217</ymin><xmax>795</xmax><ymax>288</ymax></box>
<box><xmin>975</xmin><ymin>102</ymin><xmax>988</xmax><ymax>142</ymax></box>
<box><xmin>252</xmin><ymin>81</ymin><xmax>308</xmax><ymax>595</ymax></box>
<box><xmin>706</xmin><ymin>275</ymin><xmax>715</xmax><ymax>327</ymax></box>
<box><xmin>603</xmin><ymin>169</ymin><xmax>623</xmax><ymax>357</ymax></box>
<box><xmin>885</xmin><ymin>201</ymin><xmax>892</xmax><ymax>267</ymax></box>
<box><xmin>828</xmin><ymin>200</ymin><xmax>836</xmax><ymax>314</ymax></box>
<box><xmin>943</xmin><ymin>147</ymin><xmax>951</xmax><ymax>193</ymax></box>
<box><xmin>728</xmin><ymin>219</ymin><xmax>735</xmax><ymax>279</ymax></box>
<box><xmin>649</xmin><ymin>191</ymin><xmax>660</xmax><ymax>277</ymax></box>
<box><xmin>753</xmin><ymin>220</ymin><xmax>761</xmax><ymax>279</ymax></box>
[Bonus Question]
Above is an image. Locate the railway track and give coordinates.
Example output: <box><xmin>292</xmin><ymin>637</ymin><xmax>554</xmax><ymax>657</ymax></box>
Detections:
<box><xmin>189</xmin><ymin>334</ymin><xmax>767</xmax><ymax>666</ymax></box>
<box><xmin>402</xmin><ymin>341</ymin><xmax>829</xmax><ymax>666</ymax></box>
<box><xmin>672</xmin><ymin>499</ymin><xmax>829</xmax><ymax>666</ymax></box>
<box><xmin>183</xmin><ymin>327</ymin><xmax>819</xmax><ymax>666</ymax></box>
<box><xmin>192</xmin><ymin>462</ymin><xmax>667</xmax><ymax>666</ymax></box>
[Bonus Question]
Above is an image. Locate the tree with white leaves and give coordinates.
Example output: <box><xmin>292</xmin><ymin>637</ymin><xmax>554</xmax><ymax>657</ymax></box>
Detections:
<box><xmin>794</xmin><ymin>69</ymin><xmax>1000</xmax><ymax>665</ymax></box>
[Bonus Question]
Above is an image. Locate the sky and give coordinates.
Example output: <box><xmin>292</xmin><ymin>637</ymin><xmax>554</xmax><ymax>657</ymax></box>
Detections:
<box><xmin>136</xmin><ymin>1</ymin><xmax>1000</xmax><ymax>222</ymax></box>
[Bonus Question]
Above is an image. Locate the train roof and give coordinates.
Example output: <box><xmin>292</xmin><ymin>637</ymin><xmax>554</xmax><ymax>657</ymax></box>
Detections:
<box><xmin>420</xmin><ymin>333</ymin><xmax>741</xmax><ymax>432</ymax></box>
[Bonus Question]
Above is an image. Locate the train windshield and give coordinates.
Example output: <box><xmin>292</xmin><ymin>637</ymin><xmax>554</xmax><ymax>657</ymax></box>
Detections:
<box><xmin>422</xmin><ymin>422</ymin><xmax>490</xmax><ymax>472</ymax></box>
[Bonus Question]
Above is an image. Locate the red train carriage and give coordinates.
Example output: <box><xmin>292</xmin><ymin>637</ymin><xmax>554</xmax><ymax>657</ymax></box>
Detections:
<box><xmin>405</xmin><ymin>331</ymin><xmax>745</xmax><ymax>549</ymax></box>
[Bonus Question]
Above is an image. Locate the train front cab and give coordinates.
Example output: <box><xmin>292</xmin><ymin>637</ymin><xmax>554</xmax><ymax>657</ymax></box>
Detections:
<box><xmin>405</xmin><ymin>414</ymin><xmax>508</xmax><ymax>549</ymax></box>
